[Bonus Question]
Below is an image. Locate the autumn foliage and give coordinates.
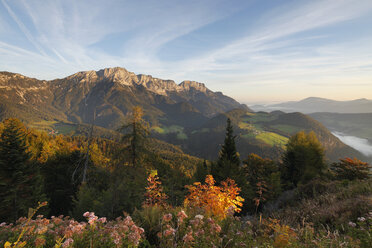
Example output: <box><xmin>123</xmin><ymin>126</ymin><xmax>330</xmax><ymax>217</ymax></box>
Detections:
<box><xmin>184</xmin><ymin>175</ymin><xmax>244</xmax><ymax>219</ymax></box>
<box><xmin>143</xmin><ymin>170</ymin><xmax>168</xmax><ymax>207</ymax></box>
<box><xmin>332</xmin><ymin>157</ymin><xmax>371</xmax><ymax>180</ymax></box>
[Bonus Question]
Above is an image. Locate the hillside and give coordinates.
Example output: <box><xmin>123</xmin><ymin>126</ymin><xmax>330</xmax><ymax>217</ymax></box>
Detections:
<box><xmin>310</xmin><ymin>112</ymin><xmax>372</xmax><ymax>141</ymax></box>
<box><xmin>153</xmin><ymin>109</ymin><xmax>368</xmax><ymax>162</ymax></box>
<box><xmin>251</xmin><ymin>97</ymin><xmax>372</xmax><ymax>114</ymax></box>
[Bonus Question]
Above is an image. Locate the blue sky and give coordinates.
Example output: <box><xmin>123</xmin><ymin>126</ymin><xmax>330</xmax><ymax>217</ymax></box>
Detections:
<box><xmin>0</xmin><ymin>0</ymin><xmax>371</xmax><ymax>104</ymax></box>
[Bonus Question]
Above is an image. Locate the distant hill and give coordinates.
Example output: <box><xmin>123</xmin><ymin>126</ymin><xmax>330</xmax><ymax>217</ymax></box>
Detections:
<box><xmin>250</xmin><ymin>97</ymin><xmax>372</xmax><ymax>114</ymax></box>
<box><xmin>310</xmin><ymin>112</ymin><xmax>372</xmax><ymax>141</ymax></box>
<box><xmin>0</xmin><ymin>69</ymin><xmax>367</xmax><ymax>162</ymax></box>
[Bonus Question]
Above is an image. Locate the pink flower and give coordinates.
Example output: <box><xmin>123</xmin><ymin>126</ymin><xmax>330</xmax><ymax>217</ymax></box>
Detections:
<box><xmin>183</xmin><ymin>231</ymin><xmax>194</xmax><ymax>243</ymax></box>
<box><xmin>62</xmin><ymin>238</ymin><xmax>74</xmax><ymax>247</ymax></box>
<box><xmin>98</xmin><ymin>217</ymin><xmax>107</xmax><ymax>223</ymax></box>
<box><xmin>124</xmin><ymin>216</ymin><xmax>134</xmax><ymax>226</ymax></box>
<box><xmin>83</xmin><ymin>212</ymin><xmax>90</xmax><ymax>217</ymax></box>
<box><xmin>163</xmin><ymin>213</ymin><xmax>173</xmax><ymax>222</ymax></box>
<box><xmin>213</xmin><ymin>224</ymin><xmax>221</xmax><ymax>233</ymax></box>
<box><xmin>163</xmin><ymin>227</ymin><xmax>176</xmax><ymax>237</ymax></box>
<box><xmin>177</xmin><ymin>210</ymin><xmax>188</xmax><ymax>223</ymax></box>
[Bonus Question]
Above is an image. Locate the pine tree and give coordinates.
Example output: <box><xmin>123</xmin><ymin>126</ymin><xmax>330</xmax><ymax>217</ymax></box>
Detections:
<box><xmin>118</xmin><ymin>106</ymin><xmax>149</xmax><ymax>167</ymax></box>
<box><xmin>212</xmin><ymin>118</ymin><xmax>241</xmax><ymax>182</ymax></box>
<box><xmin>0</xmin><ymin>118</ymin><xmax>45</xmax><ymax>222</ymax></box>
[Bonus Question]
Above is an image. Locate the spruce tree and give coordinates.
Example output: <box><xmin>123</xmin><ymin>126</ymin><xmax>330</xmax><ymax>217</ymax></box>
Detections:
<box><xmin>213</xmin><ymin>118</ymin><xmax>241</xmax><ymax>181</ymax></box>
<box><xmin>0</xmin><ymin>118</ymin><xmax>45</xmax><ymax>222</ymax></box>
<box><xmin>118</xmin><ymin>106</ymin><xmax>149</xmax><ymax>167</ymax></box>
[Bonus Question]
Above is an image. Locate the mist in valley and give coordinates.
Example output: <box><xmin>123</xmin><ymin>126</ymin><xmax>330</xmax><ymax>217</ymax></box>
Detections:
<box><xmin>332</xmin><ymin>132</ymin><xmax>372</xmax><ymax>157</ymax></box>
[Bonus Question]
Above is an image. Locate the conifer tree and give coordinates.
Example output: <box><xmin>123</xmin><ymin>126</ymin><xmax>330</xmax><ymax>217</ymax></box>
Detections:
<box><xmin>118</xmin><ymin>106</ymin><xmax>149</xmax><ymax>167</ymax></box>
<box><xmin>0</xmin><ymin>118</ymin><xmax>45</xmax><ymax>222</ymax></box>
<box><xmin>212</xmin><ymin>118</ymin><xmax>241</xmax><ymax>181</ymax></box>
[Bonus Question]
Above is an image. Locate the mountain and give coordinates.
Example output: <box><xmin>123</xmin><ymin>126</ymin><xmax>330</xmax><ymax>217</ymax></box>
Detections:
<box><xmin>0</xmin><ymin>68</ymin><xmax>367</xmax><ymax>162</ymax></box>
<box><xmin>250</xmin><ymin>97</ymin><xmax>372</xmax><ymax>114</ymax></box>
<box><xmin>0</xmin><ymin>67</ymin><xmax>249</xmax><ymax>129</ymax></box>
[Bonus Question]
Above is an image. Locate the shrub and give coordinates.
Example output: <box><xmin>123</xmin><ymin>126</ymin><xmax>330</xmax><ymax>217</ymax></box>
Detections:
<box><xmin>184</xmin><ymin>175</ymin><xmax>244</xmax><ymax>220</ymax></box>
<box><xmin>331</xmin><ymin>157</ymin><xmax>371</xmax><ymax>181</ymax></box>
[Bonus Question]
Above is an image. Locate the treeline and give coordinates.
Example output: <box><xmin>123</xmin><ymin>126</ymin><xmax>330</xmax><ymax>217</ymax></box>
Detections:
<box><xmin>0</xmin><ymin>106</ymin><xmax>371</xmax><ymax>224</ymax></box>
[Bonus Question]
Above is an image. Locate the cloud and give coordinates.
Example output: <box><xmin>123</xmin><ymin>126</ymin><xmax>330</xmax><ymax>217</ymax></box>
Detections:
<box><xmin>1</xmin><ymin>0</ymin><xmax>49</xmax><ymax>57</ymax></box>
<box><xmin>0</xmin><ymin>0</ymin><xmax>371</xmax><ymax>102</ymax></box>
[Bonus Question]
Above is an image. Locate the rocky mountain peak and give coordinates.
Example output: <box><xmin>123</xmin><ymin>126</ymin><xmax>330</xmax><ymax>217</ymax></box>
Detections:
<box><xmin>63</xmin><ymin>67</ymin><xmax>211</xmax><ymax>95</ymax></box>
<box><xmin>179</xmin><ymin>81</ymin><xmax>208</xmax><ymax>93</ymax></box>
<box><xmin>96</xmin><ymin>67</ymin><xmax>136</xmax><ymax>86</ymax></box>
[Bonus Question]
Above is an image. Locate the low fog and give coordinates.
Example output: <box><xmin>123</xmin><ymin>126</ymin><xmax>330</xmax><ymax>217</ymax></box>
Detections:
<box><xmin>333</xmin><ymin>132</ymin><xmax>372</xmax><ymax>157</ymax></box>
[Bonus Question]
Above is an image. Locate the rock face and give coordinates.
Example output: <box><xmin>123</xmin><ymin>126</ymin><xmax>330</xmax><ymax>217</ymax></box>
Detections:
<box><xmin>65</xmin><ymin>67</ymin><xmax>210</xmax><ymax>96</ymax></box>
<box><xmin>0</xmin><ymin>67</ymin><xmax>250</xmax><ymax>127</ymax></box>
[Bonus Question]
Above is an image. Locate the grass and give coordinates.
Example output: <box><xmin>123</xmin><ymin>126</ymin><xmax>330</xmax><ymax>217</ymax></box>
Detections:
<box><xmin>151</xmin><ymin>126</ymin><xmax>165</xmax><ymax>134</ymax></box>
<box><xmin>270</xmin><ymin>124</ymin><xmax>302</xmax><ymax>134</ymax></box>
<box><xmin>29</xmin><ymin>121</ymin><xmax>77</xmax><ymax>135</ymax></box>
<box><xmin>28</xmin><ymin>120</ymin><xmax>58</xmax><ymax>130</ymax></box>
<box><xmin>53</xmin><ymin>123</ymin><xmax>77</xmax><ymax>134</ymax></box>
<box><xmin>238</xmin><ymin>122</ymin><xmax>253</xmax><ymax>130</ymax></box>
<box><xmin>248</xmin><ymin>113</ymin><xmax>276</xmax><ymax>123</ymax></box>
<box><xmin>256</xmin><ymin>132</ymin><xmax>288</xmax><ymax>148</ymax></box>
<box><xmin>241</xmin><ymin>133</ymin><xmax>256</xmax><ymax>139</ymax></box>
<box><xmin>191</xmin><ymin>128</ymin><xmax>210</xmax><ymax>134</ymax></box>
<box><xmin>151</xmin><ymin>125</ymin><xmax>188</xmax><ymax>140</ymax></box>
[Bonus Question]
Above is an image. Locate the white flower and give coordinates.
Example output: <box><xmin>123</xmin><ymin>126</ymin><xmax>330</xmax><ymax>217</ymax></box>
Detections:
<box><xmin>357</xmin><ymin>217</ymin><xmax>366</xmax><ymax>222</ymax></box>
<box><xmin>195</xmin><ymin>215</ymin><xmax>204</xmax><ymax>220</ymax></box>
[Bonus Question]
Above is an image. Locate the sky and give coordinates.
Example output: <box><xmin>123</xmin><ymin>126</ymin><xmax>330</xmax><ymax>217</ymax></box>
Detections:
<box><xmin>0</xmin><ymin>0</ymin><xmax>372</xmax><ymax>104</ymax></box>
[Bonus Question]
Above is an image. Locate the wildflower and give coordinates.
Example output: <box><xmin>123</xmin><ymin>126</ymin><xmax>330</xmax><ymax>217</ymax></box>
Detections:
<box><xmin>207</xmin><ymin>217</ymin><xmax>215</xmax><ymax>224</ymax></box>
<box><xmin>164</xmin><ymin>227</ymin><xmax>176</xmax><ymax>237</ymax></box>
<box><xmin>195</xmin><ymin>229</ymin><xmax>205</xmax><ymax>236</ymax></box>
<box><xmin>98</xmin><ymin>217</ymin><xmax>107</xmax><ymax>223</ymax></box>
<box><xmin>83</xmin><ymin>212</ymin><xmax>90</xmax><ymax>217</ymax></box>
<box><xmin>357</xmin><ymin>217</ymin><xmax>366</xmax><ymax>222</ymax></box>
<box><xmin>62</xmin><ymin>238</ymin><xmax>74</xmax><ymax>247</ymax></box>
<box><xmin>195</xmin><ymin>214</ymin><xmax>204</xmax><ymax>220</ymax></box>
<box><xmin>124</xmin><ymin>216</ymin><xmax>134</xmax><ymax>226</ymax></box>
<box><xmin>183</xmin><ymin>231</ymin><xmax>194</xmax><ymax>243</ymax></box>
<box><xmin>348</xmin><ymin>221</ymin><xmax>356</xmax><ymax>228</ymax></box>
<box><xmin>213</xmin><ymin>224</ymin><xmax>222</xmax><ymax>233</ymax></box>
<box><xmin>35</xmin><ymin>225</ymin><xmax>48</xmax><ymax>235</ymax></box>
<box><xmin>163</xmin><ymin>213</ymin><xmax>173</xmax><ymax>222</ymax></box>
<box><xmin>177</xmin><ymin>210</ymin><xmax>188</xmax><ymax>223</ymax></box>
<box><xmin>122</xmin><ymin>225</ymin><xmax>129</xmax><ymax>232</ymax></box>
<box><xmin>34</xmin><ymin>237</ymin><xmax>46</xmax><ymax>246</ymax></box>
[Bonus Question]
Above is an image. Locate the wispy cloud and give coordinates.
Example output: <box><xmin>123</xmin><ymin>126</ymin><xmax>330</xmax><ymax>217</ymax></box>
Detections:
<box><xmin>1</xmin><ymin>0</ymin><xmax>48</xmax><ymax>56</ymax></box>
<box><xmin>0</xmin><ymin>0</ymin><xmax>371</xmax><ymax>102</ymax></box>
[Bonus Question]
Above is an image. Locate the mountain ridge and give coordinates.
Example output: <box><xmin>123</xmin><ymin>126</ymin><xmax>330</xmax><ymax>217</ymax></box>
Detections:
<box><xmin>0</xmin><ymin>67</ymin><xmax>250</xmax><ymax>126</ymax></box>
<box><xmin>250</xmin><ymin>97</ymin><xmax>372</xmax><ymax>114</ymax></box>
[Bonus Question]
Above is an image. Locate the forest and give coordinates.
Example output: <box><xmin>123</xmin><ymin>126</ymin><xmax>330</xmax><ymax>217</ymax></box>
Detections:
<box><xmin>0</xmin><ymin>107</ymin><xmax>371</xmax><ymax>248</ymax></box>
